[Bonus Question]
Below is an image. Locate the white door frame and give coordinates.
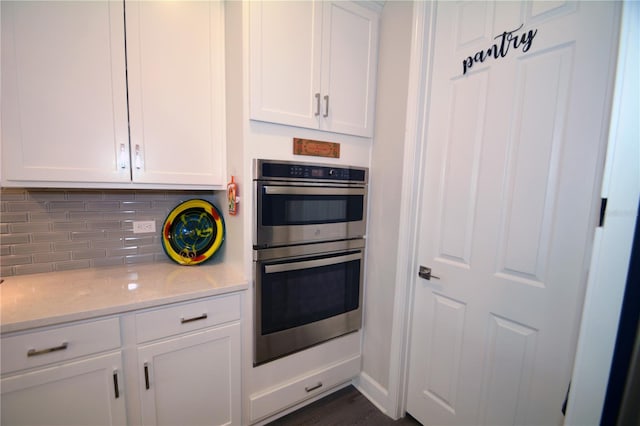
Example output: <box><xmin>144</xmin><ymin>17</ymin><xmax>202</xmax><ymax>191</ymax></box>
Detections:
<box><xmin>387</xmin><ymin>0</ymin><xmax>639</xmax><ymax>423</ymax></box>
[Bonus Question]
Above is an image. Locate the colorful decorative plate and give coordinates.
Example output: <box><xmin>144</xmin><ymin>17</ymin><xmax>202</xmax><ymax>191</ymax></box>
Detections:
<box><xmin>162</xmin><ymin>199</ymin><xmax>225</xmax><ymax>265</ymax></box>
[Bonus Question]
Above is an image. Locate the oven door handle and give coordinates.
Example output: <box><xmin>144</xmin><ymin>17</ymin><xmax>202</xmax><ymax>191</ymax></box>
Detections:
<box><xmin>263</xmin><ymin>186</ymin><xmax>364</xmax><ymax>196</ymax></box>
<box><xmin>264</xmin><ymin>252</ymin><xmax>362</xmax><ymax>274</ymax></box>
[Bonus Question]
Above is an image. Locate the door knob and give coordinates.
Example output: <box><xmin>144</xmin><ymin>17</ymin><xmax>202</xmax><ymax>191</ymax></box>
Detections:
<box><xmin>418</xmin><ymin>266</ymin><xmax>440</xmax><ymax>280</ymax></box>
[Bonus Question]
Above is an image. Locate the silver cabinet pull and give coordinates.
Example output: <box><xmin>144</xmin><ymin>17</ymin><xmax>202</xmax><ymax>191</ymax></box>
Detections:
<box><xmin>323</xmin><ymin>95</ymin><xmax>329</xmax><ymax>118</ymax></box>
<box><xmin>305</xmin><ymin>382</ymin><xmax>323</xmax><ymax>393</ymax></box>
<box><xmin>134</xmin><ymin>144</ymin><xmax>142</xmax><ymax>169</ymax></box>
<box><xmin>144</xmin><ymin>362</ymin><xmax>150</xmax><ymax>390</ymax></box>
<box><xmin>314</xmin><ymin>93</ymin><xmax>321</xmax><ymax>116</ymax></box>
<box><xmin>113</xmin><ymin>370</ymin><xmax>120</xmax><ymax>399</ymax></box>
<box><xmin>27</xmin><ymin>342</ymin><xmax>68</xmax><ymax>357</ymax></box>
<box><xmin>180</xmin><ymin>313</ymin><xmax>208</xmax><ymax>324</ymax></box>
<box><xmin>418</xmin><ymin>266</ymin><xmax>440</xmax><ymax>280</ymax></box>
<box><xmin>119</xmin><ymin>143</ymin><xmax>128</xmax><ymax>169</ymax></box>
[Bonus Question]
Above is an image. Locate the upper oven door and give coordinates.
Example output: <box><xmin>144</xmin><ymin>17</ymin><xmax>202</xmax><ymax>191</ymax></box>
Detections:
<box><xmin>254</xmin><ymin>182</ymin><xmax>367</xmax><ymax>248</ymax></box>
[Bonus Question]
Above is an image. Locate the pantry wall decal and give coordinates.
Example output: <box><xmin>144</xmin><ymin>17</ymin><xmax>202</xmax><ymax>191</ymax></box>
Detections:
<box><xmin>462</xmin><ymin>24</ymin><xmax>538</xmax><ymax>75</ymax></box>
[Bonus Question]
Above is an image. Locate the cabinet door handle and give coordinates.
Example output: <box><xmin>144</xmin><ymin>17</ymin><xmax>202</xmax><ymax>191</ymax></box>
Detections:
<box><xmin>305</xmin><ymin>382</ymin><xmax>323</xmax><ymax>393</ymax></box>
<box><xmin>180</xmin><ymin>313</ymin><xmax>208</xmax><ymax>324</ymax></box>
<box><xmin>314</xmin><ymin>93</ymin><xmax>321</xmax><ymax>116</ymax></box>
<box><xmin>27</xmin><ymin>342</ymin><xmax>68</xmax><ymax>357</ymax></box>
<box><xmin>323</xmin><ymin>95</ymin><xmax>329</xmax><ymax>118</ymax></box>
<box><xmin>144</xmin><ymin>362</ymin><xmax>150</xmax><ymax>390</ymax></box>
<box><xmin>134</xmin><ymin>144</ymin><xmax>142</xmax><ymax>169</ymax></box>
<box><xmin>119</xmin><ymin>143</ymin><xmax>128</xmax><ymax>169</ymax></box>
<box><xmin>113</xmin><ymin>370</ymin><xmax>120</xmax><ymax>399</ymax></box>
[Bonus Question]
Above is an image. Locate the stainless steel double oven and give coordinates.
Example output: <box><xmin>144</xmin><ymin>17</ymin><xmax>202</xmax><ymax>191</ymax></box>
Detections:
<box><xmin>253</xmin><ymin>159</ymin><xmax>368</xmax><ymax>365</ymax></box>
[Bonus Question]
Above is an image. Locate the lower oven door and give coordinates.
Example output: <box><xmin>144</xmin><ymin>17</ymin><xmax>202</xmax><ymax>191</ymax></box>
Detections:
<box><xmin>253</xmin><ymin>239</ymin><xmax>365</xmax><ymax>365</ymax></box>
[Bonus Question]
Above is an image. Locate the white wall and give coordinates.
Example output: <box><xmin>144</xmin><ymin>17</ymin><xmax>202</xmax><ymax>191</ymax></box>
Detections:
<box><xmin>565</xmin><ymin>1</ymin><xmax>640</xmax><ymax>423</ymax></box>
<box><xmin>356</xmin><ymin>0</ymin><xmax>414</xmax><ymax>412</ymax></box>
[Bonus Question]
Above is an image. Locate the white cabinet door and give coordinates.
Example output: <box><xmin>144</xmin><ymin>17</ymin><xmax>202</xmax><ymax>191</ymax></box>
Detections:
<box><xmin>1</xmin><ymin>0</ymin><xmax>226</xmax><ymax>189</ymax></box>
<box><xmin>249</xmin><ymin>0</ymin><xmax>323</xmax><ymax>130</ymax></box>
<box><xmin>126</xmin><ymin>0</ymin><xmax>226</xmax><ymax>187</ymax></box>
<box><xmin>249</xmin><ymin>1</ymin><xmax>378</xmax><ymax>137</ymax></box>
<box><xmin>320</xmin><ymin>2</ymin><xmax>379</xmax><ymax>137</ymax></box>
<box><xmin>1</xmin><ymin>1</ymin><xmax>130</xmax><ymax>184</ymax></box>
<box><xmin>137</xmin><ymin>323</ymin><xmax>241</xmax><ymax>426</ymax></box>
<box><xmin>1</xmin><ymin>352</ymin><xmax>126</xmax><ymax>426</ymax></box>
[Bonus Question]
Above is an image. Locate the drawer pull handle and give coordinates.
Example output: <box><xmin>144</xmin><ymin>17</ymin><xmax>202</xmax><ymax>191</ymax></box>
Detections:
<box><xmin>113</xmin><ymin>370</ymin><xmax>120</xmax><ymax>399</ymax></box>
<box><xmin>305</xmin><ymin>382</ymin><xmax>323</xmax><ymax>393</ymax></box>
<box><xmin>27</xmin><ymin>342</ymin><xmax>68</xmax><ymax>357</ymax></box>
<box><xmin>144</xmin><ymin>362</ymin><xmax>150</xmax><ymax>390</ymax></box>
<box><xmin>180</xmin><ymin>313</ymin><xmax>208</xmax><ymax>324</ymax></box>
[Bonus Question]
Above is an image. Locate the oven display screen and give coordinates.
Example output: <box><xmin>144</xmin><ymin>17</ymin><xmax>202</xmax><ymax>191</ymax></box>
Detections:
<box><xmin>311</xmin><ymin>168</ymin><xmax>323</xmax><ymax>177</ymax></box>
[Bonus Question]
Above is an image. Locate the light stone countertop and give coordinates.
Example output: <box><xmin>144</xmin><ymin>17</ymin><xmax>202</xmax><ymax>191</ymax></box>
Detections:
<box><xmin>0</xmin><ymin>261</ymin><xmax>248</xmax><ymax>334</ymax></box>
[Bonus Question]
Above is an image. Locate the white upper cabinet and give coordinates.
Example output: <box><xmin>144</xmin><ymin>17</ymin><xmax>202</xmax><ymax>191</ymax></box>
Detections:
<box><xmin>250</xmin><ymin>1</ymin><xmax>379</xmax><ymax>138</ymax></box>
<box><xmin>1</xmin><ymin>1</ymin><xmax>130</xmax><ymax>185</ymax></box>
<box><xmin>1</xmin><ymin>1</ymin><xmax>226</xmax><ymax>189</ymax></box>
<box><xmin>125</xmin><ymin>1</ymin><xmax>226</xmax><ymax>187</ymax></box>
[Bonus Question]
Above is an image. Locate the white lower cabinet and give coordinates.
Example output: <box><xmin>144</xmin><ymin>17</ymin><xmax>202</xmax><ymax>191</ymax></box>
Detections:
<box><xmin>137</xmin><ymin>324</ymin><xmax>241</xmax><ymax>426</ymax></box>
<box><xmin>1</xmin><ymin>293</ymin><xmax>242</xmax><ymax>426</ymax></box>
<box><xmin>1</xmin><ymin>352</ymin><xmax>126</xmax><ymax>426</ymax></box>
<box><xmin>247</xmin><ymin>332</ymin><xmax>362</xmax><ymax>424</ymax></box>
<box><xmin>0</xmin><ymin>318</ymin><xmax>125</xmax><ymax>426</ymax></box>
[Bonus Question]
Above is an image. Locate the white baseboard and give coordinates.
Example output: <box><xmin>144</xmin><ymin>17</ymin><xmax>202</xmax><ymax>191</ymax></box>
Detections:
<box><xmin>353</xmin><ymin>371</ymin><xmax>394</xmax><ymax>419</ymax></box>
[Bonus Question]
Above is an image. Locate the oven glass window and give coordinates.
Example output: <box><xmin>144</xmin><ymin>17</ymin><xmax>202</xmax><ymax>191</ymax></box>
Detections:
<box><xmin>260</xmin><ymin>256</ymin><xmax>360</xmax><ymax>335</ymax></box>
<box><xmin>261</xmin><ymin>194</ymin><xmax>363</xmax><ymax>226</ymax></box>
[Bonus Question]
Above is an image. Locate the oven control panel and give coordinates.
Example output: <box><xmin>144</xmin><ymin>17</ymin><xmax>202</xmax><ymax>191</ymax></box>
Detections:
<box><xmin>255</xmin><ymin>160</ymin><xmax>367</xmax><ymax>183</ymax></box>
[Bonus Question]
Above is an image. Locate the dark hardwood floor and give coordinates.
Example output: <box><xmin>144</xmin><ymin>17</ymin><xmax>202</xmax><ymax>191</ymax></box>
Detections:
<box><xmin>266</xmin><ymin>385</ymin><xmax>422</xmax><ymax>426</ymax></box>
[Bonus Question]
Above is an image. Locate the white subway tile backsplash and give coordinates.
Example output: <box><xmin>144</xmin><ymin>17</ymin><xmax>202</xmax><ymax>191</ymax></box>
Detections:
<box><xmin>0</xmin><ymin>188</ymin><xmax>219</xmax><ymax>277</ymax></box>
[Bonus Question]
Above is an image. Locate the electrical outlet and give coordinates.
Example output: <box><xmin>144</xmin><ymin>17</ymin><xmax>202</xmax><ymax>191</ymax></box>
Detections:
<box><xmin>133</xmin><ymin>220</ymin><xmax>156</xmax><ymax>234</ymax></box>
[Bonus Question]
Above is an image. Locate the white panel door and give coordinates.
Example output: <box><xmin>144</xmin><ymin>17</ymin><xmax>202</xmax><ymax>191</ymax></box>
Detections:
<box><xmin>321</xmin><ymin>1</ymin><xmax>379</xmax><ymax>137</ymax></box>
<box><xmin>1</xmin><ymin>1</ymin><xmax>129</xmax><ymax>184</ymax></box>
<box><xmin>249</xmin><ymin>0</ymin><xmax>323</xmax><ymax>129</ymax></box>
<box><xmin>1</xmin><ymin>352</ymin><xmax>126</xmax><ymax>426</ymax></box>
<box><xmin>138</xmin><ymin>324</ymin><xmax>241</xmax><ymax>426</ymax></box>
<box><xmin>125</xmin><ymin>0</ymin><xmax>226</xmax><ymax>186</ymax></box>
<box><xmin>406</xmin><ymin>2</ymin><xmax>621</xmax><ymax>425</ymax></box>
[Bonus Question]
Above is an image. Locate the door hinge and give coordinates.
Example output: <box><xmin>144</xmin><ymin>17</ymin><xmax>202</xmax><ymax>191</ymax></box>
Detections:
<box><xmin>599</xmin><ymin>198</ymin><xmax>608</xmax><ymax>227</ymax></box>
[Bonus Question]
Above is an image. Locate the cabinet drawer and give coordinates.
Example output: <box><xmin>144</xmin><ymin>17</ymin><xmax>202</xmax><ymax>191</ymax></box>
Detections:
<box><xmin>249</xmin><ymin>355</ymin><xmax>361</xmax><ymax>422</ymax></box>
<box><xmin>135</xmin><ymin>293</ymin><xmax>241</xmax><ymax>343</ymax></box>
<box><xmin>1</xmin><ymin>318</ymin><xmax>121</xmax><ymax>375</ymax></box>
